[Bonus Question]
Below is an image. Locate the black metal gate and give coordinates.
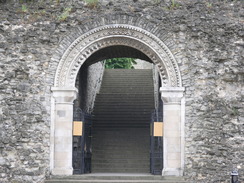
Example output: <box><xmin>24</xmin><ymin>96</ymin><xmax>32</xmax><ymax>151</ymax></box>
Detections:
<box><xmin>73</xmin><ymin>108</ymin><xmax>92</xmax><ymax>174</ymax></box>
<box><xmin>150</xmin><ymin>110</ymin><xmax>163</xmax><ymax>175</ymax></box>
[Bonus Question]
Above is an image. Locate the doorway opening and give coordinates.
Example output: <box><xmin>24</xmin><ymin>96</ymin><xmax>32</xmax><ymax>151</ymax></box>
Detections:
<box><xmin>72</xmin><ymin>46</ymin><xmax>163</xmax><ymax>174</ymax></box>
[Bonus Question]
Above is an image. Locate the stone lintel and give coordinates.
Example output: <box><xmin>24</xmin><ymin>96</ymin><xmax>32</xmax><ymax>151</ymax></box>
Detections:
<box><xmin>51</xmin><ymin>87</ymin><xmax>78</xmax><ymax>104</ymax></box>
<box><xmin>160</xmin><ymin>87</ymin><xmax>185</xmax><ymax>104</ymax></box>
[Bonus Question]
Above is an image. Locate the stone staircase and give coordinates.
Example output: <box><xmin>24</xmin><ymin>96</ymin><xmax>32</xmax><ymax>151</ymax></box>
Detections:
<box><xmin>45</xmin><ymin>69</ymin><xmax>188</xmax><ymax>182</ymax></box>
<box><xmin>91</xmin><ymin>69</ymin><xmax>154</xmax><ymax>173</ymax></box>
<box><xmin>45</xmin><ymin>174</ymin><xmax>188</xmax><ymax>183</ymax></box>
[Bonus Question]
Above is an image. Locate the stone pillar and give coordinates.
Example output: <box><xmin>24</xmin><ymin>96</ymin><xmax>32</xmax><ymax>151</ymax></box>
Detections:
<box><xmin>160</xmin><ymin>87</ymin><xmax>185</xmax><ymax>176</ymax></box>
<box><xmin>51</xmin><ymin>87</ymin><xmax>78</xmax><ymax>175</ymax></box>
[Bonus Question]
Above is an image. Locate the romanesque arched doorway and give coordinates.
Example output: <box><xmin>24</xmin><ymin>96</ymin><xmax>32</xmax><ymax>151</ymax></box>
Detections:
<box><xmin>73</xmin><ymin>46</ymin><xmax>160</xmax><ymax>174</ymax></box>
<box><xmin>50</xmin><ymin>21</ymin><xmax>185</xmax><ymax>176</ymax></box>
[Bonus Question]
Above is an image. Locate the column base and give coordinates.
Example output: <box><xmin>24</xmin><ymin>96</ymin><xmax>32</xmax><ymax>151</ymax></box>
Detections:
<box><xmin>52</xmin><ymin>167</ymin><xmax>73</xmax><ymax>175</ymax></box>
<box><xmin>162</xmin><ymin>168</ymin><xmax>183</xmax><ymax>176</ymax></box>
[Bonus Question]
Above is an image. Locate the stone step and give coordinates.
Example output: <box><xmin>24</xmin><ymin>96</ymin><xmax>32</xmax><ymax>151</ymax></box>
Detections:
<box><xmin>92</xmin><ymin>139</ymin><xmax>150</xmax><ymax>144</ymax></box>
<box><xmin>101</xmin><ymin>83</ymin><xmax>153</xmax><ymax>86</ymax></box>
<box><xmin>102</xmin><ymin>77</ymin><xmax>152</xmax><ymax>80</ymax></box>
<box><xmin>90</xmin><ymin>69</ymin><xmax>154</xmax><ymax>173</ymax></box>
<box><xmin>92</xmin><ymin>133</ymin><xmax>150</xmax><ymax>138</ymax></box>
<box><xmin>92</xmin><ymin>125</ymin><xmax>150</xmax><ymax>129</ymax></box>
<box><xmin>92</xmin><ymin>110</ymin><xmax>153</xmax><ymax>114</ymax></box>
<box><xmin>100</xmin><ymin>87</ymin><xmax>153</xmax><ymax>90</ymax></box>
<box><xmin>104</xmin><ymin>69</ymin><xmax>152</xmax><ymax>73</ymax></box>
<box><xmin>99</xmin><ymin>90</ymin><xmax>153</xmax><ymax>94</ymax></box>
<box><xmin>101</xmin><ymin>83</ymin><xmax>153</xmax><ymax>87</ymax></box>
<box><xmin>92</xmin><ymin>149</ymin><xmax>150</xmax><ymax>155</ymax></box>
<box><xmin>92</xmin><ymin>130</ymin><xmax>150</xmax><ymax>136</ymax></box>
<box><xmin>93</xmin><ymin>106</ymin><xmax>154</xmax><ymax>111</ymax></box>
<box><xmin>92</xmin><ymin>111</ymin><xmax>153</xmax><ymax>116</ymax></box>
<box><xmin>91</xmin><ymin>162</ymin><xmax>150</xmax><ymax>168</ymax></box>
<box><xmin>103</xmin><ymin>73</ymin><xmax>153</xmax><ymax>77</ymax></box>
<box><xmin>94</xmin><ymin>100</ymin><xmax>154</xmax><ymax>104</ymax></box>
<box><xmin>91</xmin><ymin>157</ymin><xmax>150</xmax><ymax>163</ymax></box>
<box><xmin>94</xmin><ymin>99</ymin><xmax>154</xmax><ymax>104</ymax></box>
<box><xmin>102</xmin><ymin>77</ymin><xmax>153</xmax><ymax>81</ymax></box>
<box><xmin>93</xmin><ymin>103</ymin><xmax>154</xmax><ymax>107</ymax></box>
<box><xmin>103</xmin><ymin>72</ymin><xmax>153</xmax><ymax>78</ymax></box>
<box><xmin>92</xmin><ymin>123</ymin><xmax>149</xmax><ymax>126</ymax></box>
<box><xmin>92</xmin><ymin>113</ymin><xmax>152</xmax><ymax>118</ymax></box>
<box><xmin>94</xmin><ymin>96</ymin><xmax>153</xmax><ymax>100</ymax></box>
<box><xmin>91</xmin><ymin>169</ymin><xmax>150</xmax><ymax>174</ymax></box>
<box><xmin>45</xmin><ymin>175</ymin><xmax>188</xmax><ymax>183</ymax></box>
<box><xmin>100</xmin><ymin>85</ymin><xmax>153</xmax><ymax>87</ymax></box>
<box><xmin>92</xmin><ymin>120</ymin><xmax>151</xmax><ymax>124</ymax></box>
<box><xmin>96</xmin><ymin>93</ymin><xmax>154</xmax><ymax>98</ymax></box>
<box><xmin>92</xmin><ymin>126</ymin><xmax>150</xmax><ymax>129</ymax></box>
<box><xmin>93</xmin><ymin>114</ymin><xmax>151</xmax><ymax>118</ymax></box>
<box><xmin>92</xmin><ymin>158</ymin><xmax>150</xmax><ymax>164</ymax></box>
<box><xmin>95</xmin><ymin>96</ymin><xmax>154</xmax><ymax>102</ymax></box>
<box><xmin>92</xmin><ymin>149</ymin><xmax>149</xmax><ymax>154</ymax></box>
<box><xmin>92</xmin><ymin>115</ymin><xmax>151</xmax><ymax>119</ymax></box>
<box><xmin>45</xmin><ymin>180</ymin><xmax>187</xmax><ymax>183</ymax></box>
<box><xmin>92</xmin><ymin>117</ymin><xmax>151</xmax><ymax>121</ymax></box>
<box><xmin>92</xmin><ymin>139</ymin><xmax>150</xmax><ymax>143</ymax></box>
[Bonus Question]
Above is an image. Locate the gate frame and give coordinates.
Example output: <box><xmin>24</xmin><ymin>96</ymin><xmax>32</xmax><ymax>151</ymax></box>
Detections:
<box><xmin>50</xmin><ymin>23</ymin><xmax>185</xmax><ymax>176</ymax></box>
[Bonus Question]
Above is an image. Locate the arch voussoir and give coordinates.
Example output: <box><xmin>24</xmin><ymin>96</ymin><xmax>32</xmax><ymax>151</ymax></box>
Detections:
<box><xmin>54</xmin><ymin>24</ymin><xmax>182</xmax><ymax>88</ymax></box>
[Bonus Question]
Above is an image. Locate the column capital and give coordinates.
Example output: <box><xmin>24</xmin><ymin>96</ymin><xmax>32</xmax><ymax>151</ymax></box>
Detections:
<box><xmin>51</xmin><ymin>87</ymin><xmax>78</xmax><ymax>104</ymax></box>
<box><xmin>160</xmin><ymin>87</ymin><xmax>185</xmax><ymax>104</ymax></box>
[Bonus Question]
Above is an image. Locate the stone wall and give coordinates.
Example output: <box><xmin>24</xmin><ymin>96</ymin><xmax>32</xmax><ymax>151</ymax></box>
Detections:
<box><xmin>0</xmin><ymin>0</ymin><xmax>243</xmax><ymax>182</ymax></box>
<box><xmin>75</xmin><ymin>62</ymin><xmax>104</xmax><ymax>113</ymax></box>
<box><xmin>133</xmin><ymin>59</ymin><xmax>153</xmax><ymax>69</ymax></box>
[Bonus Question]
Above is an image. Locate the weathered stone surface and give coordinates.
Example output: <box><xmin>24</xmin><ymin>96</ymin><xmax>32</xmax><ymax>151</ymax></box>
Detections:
<box><xmin>0</xmin><ymin>0</ymin><xmax>243</xmax><ymax>182</ymax></box>
<box><xmin>75</xmin><ymin>62</ymin><xmax>104</xmax><ymax>113</ymax></box>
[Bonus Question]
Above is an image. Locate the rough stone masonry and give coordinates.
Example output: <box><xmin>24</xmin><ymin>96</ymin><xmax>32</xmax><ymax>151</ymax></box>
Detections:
<box><xmin>0</xmin><ymin>0</ymin><xmax>243</xmax><ymax>182</ymax></box>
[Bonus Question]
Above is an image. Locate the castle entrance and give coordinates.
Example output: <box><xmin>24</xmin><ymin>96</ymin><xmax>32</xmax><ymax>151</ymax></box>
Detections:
<box><xmin>51</xmin><ymin>20</ymin><xmax>185</xmax><ymax>176</ymax></box>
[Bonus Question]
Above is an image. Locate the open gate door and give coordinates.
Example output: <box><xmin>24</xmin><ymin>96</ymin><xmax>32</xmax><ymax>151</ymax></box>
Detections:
<box><xmin>150</xmin><ymin>111</ymin><xmax>163</xmax><ymax>175</ymax></box>
<box><xmin>73</xmin><ymin>108</ymin><xmax>92</xmax><ymax>174</ymax></box>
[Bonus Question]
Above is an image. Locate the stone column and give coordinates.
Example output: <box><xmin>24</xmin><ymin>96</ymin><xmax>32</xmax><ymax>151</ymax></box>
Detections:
<box><xmin>160</xmin><ymin>87</ymin><xmax>185</xmax><ymax>176</ymax></box>
<box><xmin>51</xmin><ymin>87</ymin><xmax>78</xmax><ymax>175</ymax></box>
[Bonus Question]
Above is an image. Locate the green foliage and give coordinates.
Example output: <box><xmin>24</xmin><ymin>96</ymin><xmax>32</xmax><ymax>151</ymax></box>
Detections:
<box><xmin>84</xmin><ymin>0</ymin><xmax>98</xmax><ymax>9</ymax></box>
<box><xmin>163</xmin><ymin>0</ymin><xmax>180</xmax><ymax>10</ymax></box>
<box><xmin>206</xmin><ymin>2</ymin><xmax>212</xmax><ymax>8</ymax></box>
<box><xmin>230</xmin><ymin>107</ymin><xmax>239</xmax><ymax>116</ymax></box>
<box><xmin>19</xmin><ymin>0</ymin><xmax>33</xmax><ymax>3</ymax></box>
<box><xmin>169</xmin><ymin>0</ymin><xmax>179</xmax><ymax>9</ymax></box>
<box><xmin>21</xmin><ymin>4</ymin><xmax>28</xmax><ymax>12</ymax></box>
<box><xmin>58</xmin><ymin>7</ymin><xmax>72</xmax><ymax>21</ymax></box>
<box><xmin>153</xmin><ymin>0</ymin><xmax>160</xmax><ymax>5</ymax></box>
<box><xmin>104</xmin><ymin>58</ymin><xmax>137</xmax><ymax>69</ymax></box>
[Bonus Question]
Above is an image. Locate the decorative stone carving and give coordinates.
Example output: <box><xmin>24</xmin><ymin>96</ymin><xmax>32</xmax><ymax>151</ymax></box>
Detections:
<box><xmin>51</xmin><ymin>87</ymin><xmax>78</xmax><ymax>103</ymax></box>
<box><xmin>160</xmin><ymin>87</ymin><xmax>185</xmax><ymax>104</ymax></box>
<box><xmin>54</xmin><ymin>24</ymin><xmax>182</xmax><ymax>88</ymax></box>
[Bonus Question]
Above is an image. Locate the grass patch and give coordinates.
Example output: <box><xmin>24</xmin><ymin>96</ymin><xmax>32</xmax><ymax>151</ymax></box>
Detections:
<box><xmin>21</xmin><ymin>4</ymin><xmax>28</xmax><ymax>13</ymax></box>
<box><xmin>84</xmin><ymin>0</ymin><xmax>99</xmax><ymax>9</ymax></box>
<box><xmin>58</xmin><ymin>7</ymin><xmax>72</xmax><ymax>21</ymax></box>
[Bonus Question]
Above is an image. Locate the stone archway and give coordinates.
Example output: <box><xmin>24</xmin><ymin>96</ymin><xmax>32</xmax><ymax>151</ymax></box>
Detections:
<box><xmin>50</xmin><ymin>23</ymin><xmax>185</xmax><ymax>176</ymax></box>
